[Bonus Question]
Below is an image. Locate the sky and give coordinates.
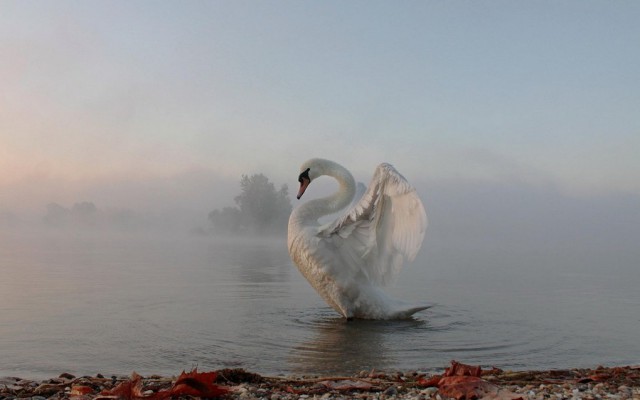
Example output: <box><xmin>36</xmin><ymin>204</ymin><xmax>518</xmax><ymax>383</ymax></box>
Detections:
<box><xmin>1</xmin><ymin>1</ymin><xmax>639</xmax><ymax>221</ymax></box>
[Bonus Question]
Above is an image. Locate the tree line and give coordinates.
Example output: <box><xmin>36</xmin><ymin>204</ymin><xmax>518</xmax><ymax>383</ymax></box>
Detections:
<box><xmin>208</xmin><ymin>173</ymin><xmax>292</xmax><ymax>235</ymax></box>
<box><xmin>42</xmin><ymin>201</ymin><xmax>142</xmax><ymax>230</ymax></box>
<box><xmin>38</xmin><ymin>173</ymin><xmax>293</xmax><ymax>235</ymax></box>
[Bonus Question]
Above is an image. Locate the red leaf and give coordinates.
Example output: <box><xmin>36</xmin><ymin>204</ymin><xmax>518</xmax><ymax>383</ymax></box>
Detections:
<box><xmin>418</xmin><ymin>361</ymin><xmax>484</xmax><ymax>388</ymax></box>
<box><xmin>419</xmin><ymin>361</ymin><xmax>523</xmax><ymax>400</ymax></box>
<box><xmin>70</xmin><ymin>385</ymin><xmax>94</xmax><ymax>396</ymax></box>
<box><xmin>100</xmin><ymin>372</ymin><xmax>144</xmax><ymax>399</ymax></box>
<box><xmin>99</xmin><ymin>369</ymin><xmax>228</xmax><ymax>400</ymax></box>
<box><xmin>444</xmin><ymin>360</ymin><xmax>483</xmax><ymax>377</ymax></box>
<box><xmin>588</xmin><ymin>373</ymin><xmax>612</xmax><ymax>382</ymax></box>
<box><xmin>438</xmin><ymin>376</ymin><xmax>498</xmax><ymax>400</ymax></box>
<box><xmin>417</xmin><ymin>375</ymin><xmax>442</xmax><ymax>387</ymax></box>
<box><xmin>170</xmin><ymin>369</ymin><xmax>228</xmax><ymax>398</ymax></box>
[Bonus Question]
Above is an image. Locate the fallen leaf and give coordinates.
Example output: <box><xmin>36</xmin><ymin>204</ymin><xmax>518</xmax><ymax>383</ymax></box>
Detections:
<box><xmin>99</xmin><ymin>369</ymin><xmax>228</xmax><ymax>400</ymax></box>
<box><xmin>444</xmin><ymin>360</ymin><xmax>483</xmax><ymax>378</ymax></box>
<box><xmin>100</xmin><ymin>372</ymin><xmax>147</xmax><ymax>400</ymax></box>
<box><xmin>419</xmin><ymin>361</ymin><xmax>523</xmax><ymax>400</ymax></box>
<box><xmin>588</xmin><ymin>374</ymin><xmax>612</xmax><ymax>382</ymax></box>
<box><xmin>171</xmin><ymin>369</ymin><xmax>228</xmax><ymax>398</ymax></box>
<box><xmin>438</xmin><ymin>376</ymin><xmax>498</xmax><ymax>400</ymax></box>
<box><xmin>417</xmin><ymin>375</ymin><xmax>442</xmax><ymax>387</ymax></box>
<box><xmin>70</xmin><ymin>385</ymin><xmax>94</xmax><ymax>396</ymax></box>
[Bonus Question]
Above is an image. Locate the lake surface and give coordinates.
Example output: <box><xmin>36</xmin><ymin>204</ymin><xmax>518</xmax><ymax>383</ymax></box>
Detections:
<box><xmin>1</xmin><ymin>229</ymin><xmax>638</xmax><ymax>379</ymax></box>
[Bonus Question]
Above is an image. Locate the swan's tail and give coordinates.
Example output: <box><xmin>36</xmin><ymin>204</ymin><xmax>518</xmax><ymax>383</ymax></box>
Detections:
<box><xmin>390</xmin><ymin>304</ymin><xmax>432</xmax><ymax>319</ymax></box>
<box><xmin>349</xmin><ymin>285</ymin><xmax>432</xmax><ymax>319</ymax></box>
<box><xmin>352</xmin><ymin>299</ymin><xmax>432</xmax><ymax>320</ymax></box>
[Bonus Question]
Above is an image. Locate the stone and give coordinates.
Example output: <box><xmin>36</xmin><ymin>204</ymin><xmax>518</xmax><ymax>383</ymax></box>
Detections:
<box><xmin>420</xmin><ymin>387</ymin><xmax>438</xmax><ymax>397</ymax></box>
<box><xmin>33</xmin><ymin>383</ymin><xmax>61</xmax><ymax>396</ymax></box>
<box><xmin>384</xmin><ymin>386</ymin><xmax>399</xmax><ymax>396</ymax></box>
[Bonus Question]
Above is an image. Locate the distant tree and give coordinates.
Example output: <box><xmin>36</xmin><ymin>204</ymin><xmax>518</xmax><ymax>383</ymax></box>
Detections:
<box><xmin>107</xmin><ymin>207</ymin><xmax>139</xmax><ymax>231</ymax></box>
<box><xmin>71</xmin><ymin>201</ymin><xmax>98</xmax><ymax>226</ymax></box>
<box><xmin>44</xmin><ymin>201</ymin><xmax>100</xmax><ymax>228</ymax></box>
<box><xmin>209</xmin><ymin>173</ymin><xmax>292</xmax><ymax>235</ymax></box>
<box><xmin>43</xmin><ymin>203</ymin><xmax>70</xmax><ymax>227</ymax></box>
<box><xmin>41</xmin><ymin>202</ymin><xmax>157</xmax><ymax>232</ymax></box>
<box><xmin>274</xmin><ymin>184</ymin><xmax>293</xmax><ymax>230</ymax></box>
<box><xmin>208</xmin><ymin>207</ymin><xmax>242</xmax><ymax>234</ymax></box>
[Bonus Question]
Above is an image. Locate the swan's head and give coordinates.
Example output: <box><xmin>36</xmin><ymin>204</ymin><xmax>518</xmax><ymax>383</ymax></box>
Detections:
<box><xmin>297</xmin><ymin>168</ymin><xmax>311</xmax><ymax>199</ymax></box>
<box><xmin>296</xmin><ymin>158</ymin><xmax>326</xmax><ymax>199</ymax></box>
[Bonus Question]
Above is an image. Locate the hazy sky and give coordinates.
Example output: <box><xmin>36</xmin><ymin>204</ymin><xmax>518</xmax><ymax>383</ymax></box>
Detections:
<box><xmin>1</xmin><ymin>1</ymin><xmax>639</xmax><ymax>214</ymax></box>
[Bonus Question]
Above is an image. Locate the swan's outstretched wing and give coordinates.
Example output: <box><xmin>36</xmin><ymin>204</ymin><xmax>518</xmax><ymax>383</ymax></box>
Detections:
<box><xmin>351</xmin><ymin>181</ymin><xmax>367</xmax><ymax>209</ymax></box>
<box><xmin>317</xmin><ymin>163</ymin><xmax>427</xmax><ymax>286</ymax></box>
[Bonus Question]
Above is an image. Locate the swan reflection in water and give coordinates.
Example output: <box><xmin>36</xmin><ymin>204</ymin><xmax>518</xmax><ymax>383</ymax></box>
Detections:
<box><xmin>290</xmin><ymin>313</ymin><xmax>427</xmax><ymax>375</ymax></box>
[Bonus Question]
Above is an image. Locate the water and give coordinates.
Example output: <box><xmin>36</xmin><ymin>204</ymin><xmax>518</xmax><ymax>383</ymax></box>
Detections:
<box><xmin>1</xmin><ymin>229</ymin><xmax>638</xmax><ymax>379</ymax></box>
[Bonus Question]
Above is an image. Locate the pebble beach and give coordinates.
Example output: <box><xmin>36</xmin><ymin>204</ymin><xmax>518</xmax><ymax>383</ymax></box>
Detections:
<box><xmin>2</xmin><ymin>363</ymin><xmax>638</xmax><ymax>400</ymax></box>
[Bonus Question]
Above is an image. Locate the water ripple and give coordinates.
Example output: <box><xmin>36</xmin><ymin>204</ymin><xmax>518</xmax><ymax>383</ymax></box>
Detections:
<box><xmin>2</xmin><ymin>234</ymin><xmax>638</xmax><ymax>379</ymax></box>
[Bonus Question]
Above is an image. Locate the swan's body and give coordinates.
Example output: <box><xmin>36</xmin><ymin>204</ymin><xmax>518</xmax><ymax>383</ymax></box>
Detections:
<box><xmin>287</xmin><ymin>158</ymin><xmax>428</xmax><ymax>320</ymax></box>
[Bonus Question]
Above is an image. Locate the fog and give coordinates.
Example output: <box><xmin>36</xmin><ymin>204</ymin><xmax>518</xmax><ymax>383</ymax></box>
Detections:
<box><xmin>418</xmin><ymin>180</ymin><xmax>640</xmax><ymax>273</ymax></box>
<box><xmin>2</xmin><ymin>2</ymin><xmax>638</xmax><ymax>252</ymax></box>
<box><xmin>2</xmin><ymin>166</ymin><xmax>639</xmax><ymax>375</ymax></box>
<box><xmin>2</xmin><ymin>170</ymin><xmax>638</xmax><ymax>271</ymax></box>
<box><xmin>0</xmin><ymin>169</ymin><xmax>238</xmax><ymax>233</ymax></box>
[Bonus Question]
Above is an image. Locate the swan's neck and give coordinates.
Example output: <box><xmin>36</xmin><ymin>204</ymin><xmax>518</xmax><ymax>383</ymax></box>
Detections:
<box><xmin>292</xmin><ymin>161</ymin><xmax>355</xmax><ymax>225</ymax></box>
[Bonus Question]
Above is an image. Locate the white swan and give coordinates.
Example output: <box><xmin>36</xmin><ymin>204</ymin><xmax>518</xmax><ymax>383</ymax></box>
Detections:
<box><xmin>287</xmin><ymin>158</ymin><xmax>429</xmax><ymax>320</ymax></box>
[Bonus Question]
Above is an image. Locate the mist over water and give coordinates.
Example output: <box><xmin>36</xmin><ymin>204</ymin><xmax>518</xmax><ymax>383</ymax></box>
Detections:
<box><xmin>1</xmin><ymin>181</ymin><xmax>639</xmax><ymax>379</ymax></box>
<box><xmin>2</xmin><ymin>0</ymin><xmax>639</xmax><ymax>380</ymax></box>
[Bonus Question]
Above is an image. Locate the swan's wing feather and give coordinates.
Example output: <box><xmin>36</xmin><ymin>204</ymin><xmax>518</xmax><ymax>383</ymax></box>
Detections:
<box><xmin>318</xmin><ymin>163</ymin><xmax>427</xmax><ymax>286</ymax></box>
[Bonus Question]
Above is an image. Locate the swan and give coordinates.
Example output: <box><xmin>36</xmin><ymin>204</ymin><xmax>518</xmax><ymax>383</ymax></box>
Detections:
<box><xmin>287</xmin><ymin>158</ymin><xmax>429</xmax><ymax>320</ymax></box>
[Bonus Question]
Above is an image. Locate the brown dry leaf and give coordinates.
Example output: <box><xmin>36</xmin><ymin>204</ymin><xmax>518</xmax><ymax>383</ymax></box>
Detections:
<box><xmin>99</xmin><ymin>372</ymin><xmax>151</xmax><ymax>400</ymax></box>
<box><xmin>99</xmin><ymin>369</ymin><xmax>228</xmax><ymax>400</ymax></box>
<box><xmin>438</xmin><ymin>376</ymin><xmax>498</xmax><ymax>400</ymax></box>
<box><xmin>419</xmin><ymin>361</ymin><xmax>524</xmax><ymax>400</ymax></box>
<box><xmin>70</xmin><ymin>385</ymin><xmax>94</xmax><ymax>396</ymax></box>
<box><xmin>417</xmin><ymin>375</ymin><xmax>442</xmax><ymax>387</ymax></box>
<box><xmin>171</xmin><ymin>369</ymin><xmax>228</xmax><ymax>398</ymax></box>
<box><xmin>444</xmin><ymin>360</ymin><xmax>483</xmax><ymax>377</ymax></box>
<box><xmin>418</xmin><ymin>360</ymin><xmax>484</xmax><ymax>389</ymax></box>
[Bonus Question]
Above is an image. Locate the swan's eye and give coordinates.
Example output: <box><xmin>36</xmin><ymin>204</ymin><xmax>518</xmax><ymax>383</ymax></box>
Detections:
<box><xmin>298</xmin><ymin>168</ymin><xmax>310</xmax><ymax>183</ymax></box>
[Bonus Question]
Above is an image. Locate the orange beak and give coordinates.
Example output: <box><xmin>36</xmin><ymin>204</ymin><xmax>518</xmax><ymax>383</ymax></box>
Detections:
<box><xmin>297</xmin><ymin>177</ymin><xmax>310</xmax><ymax>199</ymax></box>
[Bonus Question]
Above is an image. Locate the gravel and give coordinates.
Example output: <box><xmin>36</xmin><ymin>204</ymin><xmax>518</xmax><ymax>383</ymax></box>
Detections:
<box><xmin>1</xmin><ymin>365</ymin><xmax>638</xmax><ymax>399</ymax></box>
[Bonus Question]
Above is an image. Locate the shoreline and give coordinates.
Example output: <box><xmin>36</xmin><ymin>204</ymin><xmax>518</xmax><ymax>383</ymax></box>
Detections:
<box><xmin>1</xmin><ymin>363</ymin><xmax>639</xmax><ymax>399</ymax></box>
